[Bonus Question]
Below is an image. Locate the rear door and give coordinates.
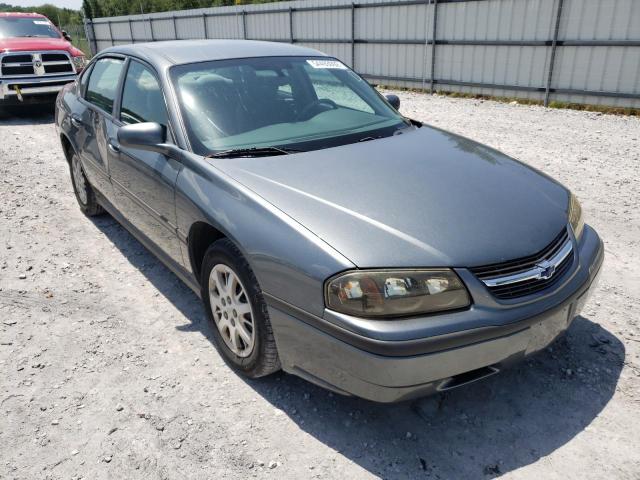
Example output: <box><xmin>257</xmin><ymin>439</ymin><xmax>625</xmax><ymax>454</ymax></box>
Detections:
<box><xmin>78</xmin><ymin>56</ymin><xmax>125</xmax><ymax>200</ymax></box>
<box><xmin>108</xmin><ymin>58</ymin><xmax>184</xmax><ymax>267</ymax></box>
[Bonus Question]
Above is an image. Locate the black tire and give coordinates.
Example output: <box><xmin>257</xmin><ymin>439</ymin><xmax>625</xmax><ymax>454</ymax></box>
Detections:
<box><xmin>69</xmin><ymin>152</ymin><xmax>104</xmax><ymax>217</ymax></box>
<box><xmin>201</xmin><ymin>238</ymin><xmax>280</xmax><ymax>378</ymax></box>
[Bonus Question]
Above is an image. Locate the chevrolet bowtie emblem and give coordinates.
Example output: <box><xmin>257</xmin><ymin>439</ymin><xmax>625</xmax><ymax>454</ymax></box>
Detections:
<box><xmin>535</xmin><ymin>260</ymin><xmax>556</xmax><ymax>280</ymax></box>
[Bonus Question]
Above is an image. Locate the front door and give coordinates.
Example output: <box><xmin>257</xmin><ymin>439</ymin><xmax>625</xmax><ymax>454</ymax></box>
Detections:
<box><xmin>108</xmin><ymin>59</ymin><xmax>184</xmax><ymax>267</ymax></box>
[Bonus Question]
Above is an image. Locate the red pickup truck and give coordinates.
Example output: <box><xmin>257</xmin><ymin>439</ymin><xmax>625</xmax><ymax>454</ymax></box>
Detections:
<box><xmin>0</xmin><ymin>12</ymin><xmax>87</xmax><ymax>105</ymax></box>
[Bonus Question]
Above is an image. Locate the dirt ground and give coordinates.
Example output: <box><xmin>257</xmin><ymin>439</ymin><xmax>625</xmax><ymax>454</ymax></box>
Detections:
<box><xmin>1</xmin><ymin>94</ymin><xmax>639</xmax><ymax>480</ymax></box>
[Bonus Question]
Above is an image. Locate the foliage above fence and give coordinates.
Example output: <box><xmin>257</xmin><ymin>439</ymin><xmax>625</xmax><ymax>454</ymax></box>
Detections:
<box><xmin>82</xmin><ymin>0</ymin><xmax>288</xmax><ymax>19</ymax></box>
<box><xmin>0</xmin><ymin>2</ymin><xmax>82</xmax><ymax>26</ymax></box>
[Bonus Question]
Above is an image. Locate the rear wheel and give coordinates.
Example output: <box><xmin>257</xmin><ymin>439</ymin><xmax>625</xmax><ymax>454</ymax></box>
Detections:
<box><xmin>69</xmin><ymin>152</ymin><xmax>103</xmax><ymax>216</ymax></box>
<box><xmin>201</xmin><ymin>238</ymin><xmax>280</xmax><ymax>378</ymax></box>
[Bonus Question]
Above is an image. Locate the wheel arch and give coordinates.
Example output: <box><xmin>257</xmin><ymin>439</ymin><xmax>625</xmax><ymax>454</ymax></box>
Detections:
<box><xmin>188</xmin><ymin>221</ymin><xmax>227</xmax><ymax>284</ymax></box>
<box><xmin>59</xmin><ymin>133</ymin><xmax>75</xmax><ymax>164</ymax></box>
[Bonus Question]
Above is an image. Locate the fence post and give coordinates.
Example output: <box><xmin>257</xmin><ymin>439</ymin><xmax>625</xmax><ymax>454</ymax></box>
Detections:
<box><xmin>172</xmin><ymin>14</ymin><xmax>178</xmax><ymax>40</ymax></box>
<box><xmin>107</xmin><ymin>21</ymin><xmax>114</xmax><ymax>46</ymax></box>
<box><xmin>84</xmin><ymin>18</ymin><xmax>97</xmax><ymax>56</ymax></box>
<box><xmin>202</xmin><ymin>13</ymin><xmax>208</xmax><ymax>39</ymax></box>
<box><xmin>429</xmin><ymin>0</ymin><xmax>438</xmax><ymax>93</ymax></box>
<box><xmin>544</xmin><ymin>0</ymin><xmax>564</xmax><ymax>107</ymax></box>
<box><xmin>128</xmin><ymin>19</ymin><xmax>134</xmax><ymax>43</ymax></box>
<box><xmin>242</xmin><ymin>10</ymin><xmax>247</xmax><ymax>39</ymax></box>
<box><xmin>149</xmin><ymin>16</ymin><xmax>155</xmax><ymax>41</ymax></box>
<box><xmin>351</xmin><ymin>3</ymin><xmax>356</xmax><ymax>68</ymax></box>
<box><xmin>421</xmin><ymin>0</ymin><xmax>430</xmax><ymax>90</ymax></box>
<box><xmin>289</xmin><ymin>7</ymin><xmax>294</xmax><ymax>43</ymax></box>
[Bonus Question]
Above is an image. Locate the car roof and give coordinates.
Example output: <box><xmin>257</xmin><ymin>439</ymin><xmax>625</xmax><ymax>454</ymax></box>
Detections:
<box><xmin>101</xmin><ymin>39</ymin><xmax>328</xmax><ymax>66</ymax></box>
<box><xmin>0</xmin><ymin>12</ymin><xmax>47</xmax><ymax>18</ymax></box>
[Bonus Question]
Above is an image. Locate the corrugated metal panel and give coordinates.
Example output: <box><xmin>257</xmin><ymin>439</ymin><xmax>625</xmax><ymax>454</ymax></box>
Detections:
<box><xmin>135</xmin><ymin>19</ymin><xmax>153</xmax><ymax>41</ymax></box>
<box><xmin>87</xmin><ymin>0</ymin><xmax>640</xmax><ymax>108</ymax></box>
<box><xmin>149</xmin><ymin>18</ymin><xmax>175</xmax><ymax>40</ymax></box>
<box><xmin>246</xmin><ymin>12</ymin><xmax>289</xmax><ymax>40</ymax></box>
<box><xmin>207</xmin><ymin>14</ymin><xmax>244</xmax><ymax>39</ymax></box>
<box><xmin>439</xmin><ymin>0</ymin><xmax>555</xmax><ymax>41</ymax></box>
<box><xmin>436</xmin><ymin>44</ymin><xmax>549</xmax><ymax>87</ymax></box>
<box><xmin>294</xmin><ymin>9</ymin><xmax>350</xmax><ymax>40</ymax></box>
<box><xmin>175</xmin><ymin>16</ymin><xmax>206</xmax><ymax>40</ymax></box>
<box><xmin>561</xmin><ymin>0</ymin><xmax>639</xmax><ymax>41</ymax></box>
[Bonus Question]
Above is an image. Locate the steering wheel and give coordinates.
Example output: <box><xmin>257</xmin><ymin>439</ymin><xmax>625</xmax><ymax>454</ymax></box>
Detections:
<box><xmin>296</xmin><ymin>98</ymin><xmax>338</xmax><ymax>121</ymax></box>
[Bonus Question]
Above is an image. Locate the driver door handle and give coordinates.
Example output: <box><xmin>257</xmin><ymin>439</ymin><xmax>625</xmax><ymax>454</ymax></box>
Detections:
<box><xmin>107</xmin><ymin>140</ymin><xmax>120</xmax><ymax>154</ymax></box>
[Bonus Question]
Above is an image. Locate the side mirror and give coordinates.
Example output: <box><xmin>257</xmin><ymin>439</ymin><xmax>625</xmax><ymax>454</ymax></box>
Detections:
<box><xmin>118</xmin><ymin>122</ymin><xmax>166</xmax><ymax>151</ymax></box>
<box><xmin>62</xmin><ymin>30</ymin><xmax>72</xmax><ymax>42</ymax></box>
<box><xmin>118</xmin><ymin>122</ymin><xmax>184</xmax><ymax>161</ymax></box>
<box><xmin>385</xmin><ymin>94</ymin><xmax>400</xmax><ymax>110</ymax></box>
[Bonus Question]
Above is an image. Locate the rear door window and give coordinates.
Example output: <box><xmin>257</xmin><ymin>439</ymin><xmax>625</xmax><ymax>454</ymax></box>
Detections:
<box><xmin>119</xmin><ymin>60</ymin><xmax>168</xmax><ymax>128</ymax></box>
<box><xmin>85</xmin><ymin>57</ymin><xmax>125</xmax><ymax>114</ymax></box>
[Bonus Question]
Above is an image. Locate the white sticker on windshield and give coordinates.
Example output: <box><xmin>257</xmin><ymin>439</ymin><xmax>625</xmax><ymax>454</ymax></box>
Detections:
<box><xmin>306</xmin><ymin>59</ymin><xmax>347</xmax><ymax>70</ymax></box>
<box><xmin>33</xmin><ymin>20</ymin><xmax>51</xmax><ymax>25</ymax></box>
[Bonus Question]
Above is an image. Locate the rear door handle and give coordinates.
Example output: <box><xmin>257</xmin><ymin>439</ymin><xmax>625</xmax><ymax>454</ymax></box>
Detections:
<box><xmin>107</xmin><ymin>140</ymin><xmax>120</xmax><ymax>153</ymax></box>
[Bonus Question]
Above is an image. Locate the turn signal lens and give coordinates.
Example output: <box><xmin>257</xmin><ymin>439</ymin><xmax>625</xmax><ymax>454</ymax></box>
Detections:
<box><xmin>569</xmin><ymin>193</ymin><xmax>584</xmax><ymax>240</ymax></box>
<box><xmin>326</xmin><ymin>269</ymin><xmax>470</xmax><ymax>318</ymax></box>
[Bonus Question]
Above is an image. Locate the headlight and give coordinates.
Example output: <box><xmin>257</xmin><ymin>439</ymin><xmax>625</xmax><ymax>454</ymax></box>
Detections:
<box><xmin>72</xmin><ymin>56</ymin><xmax>87</xmax><ymax>72</ymax></box>
<box><xmin>326</xmin><ymin>269</ymin><xmax>470</xmax><ymax>318</ymax></box>
<box><xmin>568</xmin><ymin>192</ymin><xmax>584</xmax><ymax>240</ymax></box>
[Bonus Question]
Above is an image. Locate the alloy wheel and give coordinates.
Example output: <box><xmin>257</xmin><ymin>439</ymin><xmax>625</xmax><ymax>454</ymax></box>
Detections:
<box><xmin>71</xmin><ymin>156</ymin><xmax>88</xmax><ymax>205</ymax></box>
<box><xmin>208</xmin><ymin>263</ymin><xmax>255</xmax><ymax>357</ymax></box>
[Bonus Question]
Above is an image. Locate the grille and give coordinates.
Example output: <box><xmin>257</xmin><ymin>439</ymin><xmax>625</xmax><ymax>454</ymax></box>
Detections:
<box><xmin>44</xmin><ymin>64</ymin><xmax>74</xmax><ymax>74</ymax></box>
<box><xmin>471</xmin><ymin>228</ymin><xmax>574</xmax><ymax>300</ymax></box>
<box><xmin>1</xmin><ymin>52</ymin><xmax>73</xmax><ymax>77</ymax></box>
<box><xmin>42</xmin><ymin>53</ymin><xmax>69</xmax><ymax>62</ymax></box>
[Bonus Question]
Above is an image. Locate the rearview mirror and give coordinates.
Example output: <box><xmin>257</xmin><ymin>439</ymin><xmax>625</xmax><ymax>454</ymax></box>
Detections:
<box><xmin>62</xmin><ymin>30</ymin><xmax>72</xmax><ymax>42</ymax></box>
<box><xmin>385</xmin><ymin>94</ymin><xmax>400</xmax><ymax>110</ymax></box>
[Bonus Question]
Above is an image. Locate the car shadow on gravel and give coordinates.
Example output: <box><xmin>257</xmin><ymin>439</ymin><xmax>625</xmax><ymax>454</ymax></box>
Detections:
<box><xmin>245</xmin><ymin>317</ymin><xmax>624</xmax><ymax>478</ymax></box>
<box><xmin>0</xmin><ymin>103</ymin><xmax>55</xmax><ymax>125</ymax></box>
<box><xmin>89</xmin><ymin>216</ymin><xmax>624</xmax><ymax>479</ymax></box>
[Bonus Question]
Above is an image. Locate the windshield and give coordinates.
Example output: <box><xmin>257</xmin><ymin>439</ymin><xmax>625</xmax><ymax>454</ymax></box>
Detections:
<box><xmin>0</xmin><ymin>17</ymin><xmax>61</xmax><ymax>39</ymax></box>
<box><xmin>171</xmin><ymin>56</ymin><xmax>411</xmax><ymax>155</ymax></box>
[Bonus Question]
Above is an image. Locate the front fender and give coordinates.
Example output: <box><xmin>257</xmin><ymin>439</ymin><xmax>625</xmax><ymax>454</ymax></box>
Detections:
<box><xmin>175</xmin><ymin>153</ymin><xmax>354</xmax><ymax>317</ymax></box>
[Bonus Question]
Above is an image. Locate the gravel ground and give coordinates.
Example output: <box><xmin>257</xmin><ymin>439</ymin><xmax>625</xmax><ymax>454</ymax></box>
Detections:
<box><xmin>1</xmin><ymin>94</ymin><xmax>639</xmax><ymax>480</ymax></box>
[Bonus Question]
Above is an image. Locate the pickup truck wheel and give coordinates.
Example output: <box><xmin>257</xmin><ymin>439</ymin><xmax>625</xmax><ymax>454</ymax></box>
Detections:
<box><xmin>69</xmin><ymin>153</ymin><xmax>103</xmax><ymax>216</ymax></box>
<box><xmin>201</xmin><ymin>238</ymin><xmax>280</xmax><ymax>378</ymax></box>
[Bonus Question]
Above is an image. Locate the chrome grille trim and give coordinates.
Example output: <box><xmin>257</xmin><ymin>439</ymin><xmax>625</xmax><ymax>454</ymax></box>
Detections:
<box><xmin>0</xmin><ymin>50</ymin><xmax>75</xmax><ymax>78</ymax></box>
<box><xmin>471</xmin><ymin>227</ymin><xmax>575</xmax><ymax>299</ymax></box>
<box><xmin>483</xmin><ymin>239</ymin><xmax>572</xmax><ymax>287</ymax></box>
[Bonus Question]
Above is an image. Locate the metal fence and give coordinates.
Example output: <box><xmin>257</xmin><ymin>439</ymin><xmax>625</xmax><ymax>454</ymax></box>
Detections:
<box><xmin>62</xmin><ymin>24</ymin><xmax>91</xmax><ymax>58</ymax></box>
<box><xmin>86</xmin><ymin>0</ymin><xmax>640</xmax><ymax>108</ymax></box>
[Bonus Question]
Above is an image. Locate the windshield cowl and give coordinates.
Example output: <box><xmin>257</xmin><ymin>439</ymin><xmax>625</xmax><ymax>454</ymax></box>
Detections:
<box><xmin>206</xmin><ymin>146</ymin><xmax>302</xmax><ymax>159</ymax></box>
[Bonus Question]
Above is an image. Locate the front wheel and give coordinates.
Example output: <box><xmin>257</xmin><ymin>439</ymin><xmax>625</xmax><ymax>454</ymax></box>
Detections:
<box><xmin>69</xmin><ymin>152</ymin><xmax>103</xmax><ymax>216</ymax></box>
<box><xmin>201</xmin><ymin>238</ymin><xmax>280</xmax><ymax>378</ymax></box>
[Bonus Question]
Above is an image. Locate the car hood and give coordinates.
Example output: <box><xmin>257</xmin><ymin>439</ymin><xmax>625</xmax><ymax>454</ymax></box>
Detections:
<box><xmin>212</xmin><ymin>126</ymin><xmax>570</xmax><ymax>268</ymax></box>
<box><xmin>0</xmin><ymin>37</ymin><xmax>80</xmax><ymax>55</ymax></box>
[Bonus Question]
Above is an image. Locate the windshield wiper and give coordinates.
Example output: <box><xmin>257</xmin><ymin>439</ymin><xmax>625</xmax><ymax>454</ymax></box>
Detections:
<box><xmin>358</xmin><ymin>135</ymin><xmax>384</xmax><ymax>142</ymax></box>
<box><xmin>206</xmin><ymin>146</ymin><xmax>301</xmax><ymax>158</ymax></box>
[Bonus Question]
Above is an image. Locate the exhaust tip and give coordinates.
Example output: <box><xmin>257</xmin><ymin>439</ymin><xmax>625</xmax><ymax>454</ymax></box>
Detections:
<box><xmin>438</xmin><ymin>365</ymin><xmax>500</xmax><ymax>391</ymax></box>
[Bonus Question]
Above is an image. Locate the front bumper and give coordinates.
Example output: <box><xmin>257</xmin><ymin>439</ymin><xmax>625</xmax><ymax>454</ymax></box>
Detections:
<box><xmin>0</xmin><ymin>74</ymin><xmax>76</xmax><ymax>104</ymax></box>
<box><xmin>267</xmin><ymin>225</ymin><xmax>604</xmax><ymax>402</ymax></box>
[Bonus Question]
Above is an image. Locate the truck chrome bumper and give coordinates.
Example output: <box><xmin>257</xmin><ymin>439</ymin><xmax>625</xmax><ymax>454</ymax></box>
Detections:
<box><xmin>0</xmin><ymin>74</ymin><xmax>76</xmax><ymax>101</ymax></box>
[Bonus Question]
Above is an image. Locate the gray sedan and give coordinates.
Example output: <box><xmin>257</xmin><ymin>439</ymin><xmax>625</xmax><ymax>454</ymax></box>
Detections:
<box><xmin>55</xmin><ymin>40</ymin><xmax>603</xmax><ymax>402</ymax></box>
